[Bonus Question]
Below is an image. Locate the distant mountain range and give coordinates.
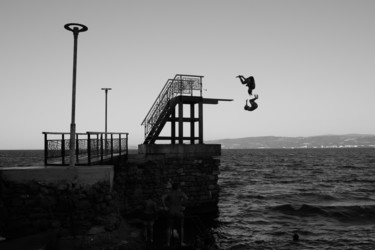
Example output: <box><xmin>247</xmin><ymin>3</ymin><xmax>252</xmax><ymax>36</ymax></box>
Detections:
<box><xmin>205</xmin><ymin>134</ymin><xmax>375</xmax><ymax>149</ymax></box>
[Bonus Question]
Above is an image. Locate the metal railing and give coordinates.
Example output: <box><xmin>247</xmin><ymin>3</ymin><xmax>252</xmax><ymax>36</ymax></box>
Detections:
<box><xmin>42</xmin><ymin>132</ymin><xmax>129</xmax><ymax>166</ymax></box>
<box><xmin>141</xmin><ymin>74</ymin><xmax>203</xmax><ymax>139</ymax></box>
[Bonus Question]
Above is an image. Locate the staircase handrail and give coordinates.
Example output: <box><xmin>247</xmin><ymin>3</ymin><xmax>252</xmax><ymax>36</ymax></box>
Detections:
<box><xmin>141</xmin><ymin>74</ymin><xmax>203</xmax><ymax>139</ymax></box>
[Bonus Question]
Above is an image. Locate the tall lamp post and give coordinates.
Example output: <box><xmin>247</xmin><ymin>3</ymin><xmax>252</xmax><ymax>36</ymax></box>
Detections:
<box><xmin>64</xmin><ymin>23</ymin><xmax>88</xmax><ymax>167</ymax></box>
<box><xmin>101</xmin><ymin>88</ymin><xmax>111</xmax><ymax>152</ymax></box>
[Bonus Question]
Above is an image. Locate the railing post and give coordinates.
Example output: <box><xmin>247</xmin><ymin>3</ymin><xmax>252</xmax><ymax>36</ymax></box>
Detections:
<box><xmin>126</xmin><ymin>133</ymin><xmax>128</xmax><ymax>159</ymax></box>
<box><xmin>119</xmin><ymin>134</ymin><xmax>122</xmax><ymax>158</ymax></box>
<box><xmin>100</xmin><ymin>133</ymin><xmax>104</xmax><ymax>164</ymax></box>
<box><xmin>87</xmin><ymin>132</ymin><xmax>91</xmax><ymax>166</ymax></box>
<box><xmin>179</xmin><ymin>98</ymin><xmax>183</xmax><ymax>144</ymax></box>
<box><xmin>76</xmin><ymin>134</ymin><xmax>79</xmax><ymax>163</ymax></box>
<box><xmin>191</xmin><ymin>79</ymin><xmax>193</xmax><ymax>96</ymax></box>
<box><xmin>96</xmin><ymin>134</ymin><xmax>99</xmax><ymax>157</ymax></box>
<box><xmin>200</xmin><ymin>77</ymin><xmax>203</xmax><ymax>96</ymax></box>
<box><xmin>44</xmin><ymin>133</ymin><xmax>48</xmax><ymax>166</ymax></box>
<box><xmin>62</xmin><ymin>134</ymin><xmax>65</xmax><ymax>165</ymax></box>
<box><xmin>111</xmin><ymin>133</ymin><xmax>114</xmax><ymax>163</ymax></box>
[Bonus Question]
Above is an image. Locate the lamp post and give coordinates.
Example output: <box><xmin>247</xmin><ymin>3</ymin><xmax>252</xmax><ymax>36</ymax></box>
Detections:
<box><xmin>64</xmin><ymin>23</ymin><xmax>88</xmax><ymax>167</ymax></box>
<box><xmin>101</xmin><ymin>88</ymin><xmax>111</xmax><ymax>152</ymax></box>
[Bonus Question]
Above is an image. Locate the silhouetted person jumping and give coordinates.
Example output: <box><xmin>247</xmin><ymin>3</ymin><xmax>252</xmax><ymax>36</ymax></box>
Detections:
<box><xmin>244</xmin><ymin>94</ymin><xmax>258</xmax><ymax>111</ymax></box>
<box><xmin>237</xmin><ymin>75</ymin><xmax>255</xmax><ymax>95</ymax></box>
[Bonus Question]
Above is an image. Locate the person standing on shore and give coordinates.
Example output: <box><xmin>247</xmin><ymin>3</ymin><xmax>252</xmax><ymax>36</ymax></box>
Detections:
<box><xmin>142</xmin><ymin>195</ymin><xmax>158</xmax><ymax>243</ymax></box>
<box><xmin>162</xmin><ymin>182</ymin><xmax>188</xmax><ymax>247</ymax></box>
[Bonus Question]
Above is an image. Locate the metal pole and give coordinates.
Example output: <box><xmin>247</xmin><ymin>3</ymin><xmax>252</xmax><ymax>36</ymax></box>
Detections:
<box><xmin>101</xmin><ymin>88</ymin><xmax>111</xmax><ymax>153</ymax></box>
<box><xmin>64</xmin><ymin>23</ymin><xmax>88</xmax><ymax>167</ymax></box>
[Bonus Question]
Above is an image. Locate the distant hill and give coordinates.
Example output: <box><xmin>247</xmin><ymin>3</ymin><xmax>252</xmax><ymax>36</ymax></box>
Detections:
<box><xmin>205</xmin><ymin>134</ymin><xmax>375</xmax><ymax>149</ymax></box>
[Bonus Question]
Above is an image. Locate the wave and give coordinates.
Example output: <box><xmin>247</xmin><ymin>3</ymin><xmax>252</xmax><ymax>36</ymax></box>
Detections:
<box><xmin>271</xmin><ymin>203</ymin><xmax>375</xmax><ymax>222</ymax></box>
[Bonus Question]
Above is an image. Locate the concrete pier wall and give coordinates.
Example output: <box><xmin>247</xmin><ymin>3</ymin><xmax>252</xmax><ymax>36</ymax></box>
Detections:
<box><xmin>0</xmin><ymin>166</ymin><xmax>118</xmax><ymax>239</ymax></box>
<box><xmin>0</xmin><ymin>144</ymin><xmax>221</xmax><ymax>239</ymax></box>
<box><xmin>116</xmin><ymin>144</ymin><xmax>221</xmax><ymax>215</ymax></box>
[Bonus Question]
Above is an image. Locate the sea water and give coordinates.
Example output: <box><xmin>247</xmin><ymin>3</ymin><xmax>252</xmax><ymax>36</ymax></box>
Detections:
<box><xmin>1</xmin><ymin>148</ymin><xmax>375</xmax><ymax>249</ymax></box>
<box><xmin>215</xmin><ymin>148</ymin><xmax>375</xmax><ymax>250</ymax></box>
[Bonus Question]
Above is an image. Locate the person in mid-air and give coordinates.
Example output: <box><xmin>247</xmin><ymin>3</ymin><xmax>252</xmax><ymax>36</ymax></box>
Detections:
<box><xmin>237</xmin><ymin>75</ymin><xmax>255</xmax><ymax>95</ymax></box>
<box><xmin>244</xmin><ymin>94</ymin><xmax>258</xmax><ymax>111</ymax></box>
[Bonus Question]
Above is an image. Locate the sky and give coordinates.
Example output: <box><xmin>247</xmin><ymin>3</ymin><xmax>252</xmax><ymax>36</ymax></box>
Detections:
<box><xmin>1</xmin><ymin>0</ymin><xmax>375</xmax><ymax>149</ymax></box>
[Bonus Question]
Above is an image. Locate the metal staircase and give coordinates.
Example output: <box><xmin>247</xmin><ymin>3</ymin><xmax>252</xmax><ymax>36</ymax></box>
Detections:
<box><xmin>141</xmin><ymin>74</ymin><xmax>203</xmax><ymax>144</ymax></box>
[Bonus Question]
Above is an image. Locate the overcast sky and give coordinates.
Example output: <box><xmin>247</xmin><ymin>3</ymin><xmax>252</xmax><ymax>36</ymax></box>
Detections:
<box><xmin>1</xmin><ymin>0</ymin><xmax>375</xmax><ymax>149</ymax></box>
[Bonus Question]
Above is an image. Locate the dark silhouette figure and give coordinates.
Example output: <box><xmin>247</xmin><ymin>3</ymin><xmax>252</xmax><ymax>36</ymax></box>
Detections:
<box><xmin>237</xmin><ymin>75</ymin><xmax>255</xmax><ymax>95</ymax></box>
<box><xmin>162</xmin><ymin>182</ymin><xmax>188</xmax><ymax>247</ymax></box>
<box><xmin>293</xmin><ymin>233</ymin><xmax>300</xmax><ymax>242</ymax></box>
<box><xmin>142</xmin><ymin>195</ymin><xmax>158</xmax><ymax>243</ymax></box>
<box><xmin>244</xmin><ymin>94</ymin><xmax>258</xmax><ymax>111</ymax></box>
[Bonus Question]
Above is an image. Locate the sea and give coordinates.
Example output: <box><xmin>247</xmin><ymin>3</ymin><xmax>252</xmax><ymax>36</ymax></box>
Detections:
<box><xmin>215</xmin><ymin>148</ymin><xmax>375</xmax><ymax>250</ymax></box>
<box><xmin>1</xmin><ymin>148</ymin><xmax>375</xmax><ymax>249</ymax></box>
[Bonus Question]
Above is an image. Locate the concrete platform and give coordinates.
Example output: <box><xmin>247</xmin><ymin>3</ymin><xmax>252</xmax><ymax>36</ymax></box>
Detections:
<box><xmin>0</xmin><ymin>165</ymin><xmax>114</xmax><ymax>187</ymax></box>
<box><xmin>138</xmin><ymin>144</ymin><xmax>221</xmax><ymax>157</ymax></box>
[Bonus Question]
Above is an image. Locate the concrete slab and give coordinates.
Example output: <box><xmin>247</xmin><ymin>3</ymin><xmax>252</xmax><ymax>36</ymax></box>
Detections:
<box><xmin>0</xmin><ymin>165</ymin><xmax>114</xmax><ymax>187</ymax></box>
<box><xmin>138</xmin><ymin>144</ymin><xmax>221</xmax><ymax>157</ymax></box>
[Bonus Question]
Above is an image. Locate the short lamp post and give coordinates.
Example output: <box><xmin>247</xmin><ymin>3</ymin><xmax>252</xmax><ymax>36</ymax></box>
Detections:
<box><xmin>64</xmin><ymin>23</ymin><xmax>88</xmax><ymax>167</ymax></box>
<box><xmin>101</xmin><ymin>88</ymin><xmax>111</xmax><ymax>153</ymax></box>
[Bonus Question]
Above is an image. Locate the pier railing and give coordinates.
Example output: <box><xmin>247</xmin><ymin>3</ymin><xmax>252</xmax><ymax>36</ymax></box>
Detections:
<box><xmin>42</xmin><ymin>132</ymin><xmax>129</xmax><ymax>166</ymax></box>
<box><xmin>141</xmin><ymin>74</ymin><xmax>203</xmax><ymax>140</ymax></box>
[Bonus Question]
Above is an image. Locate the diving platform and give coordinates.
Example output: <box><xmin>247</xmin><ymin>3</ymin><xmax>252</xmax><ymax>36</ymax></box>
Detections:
<box><xmin>141</xmin><ymin>74</ymin><xmax>232</xmax><ymax>145</ymax></box>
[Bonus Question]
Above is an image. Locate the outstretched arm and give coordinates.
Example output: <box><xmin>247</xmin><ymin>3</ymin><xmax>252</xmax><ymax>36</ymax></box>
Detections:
<box><xmin>236</xmin><ymin>75</ymin><xmax>246</xmax><ymax>84</ymax></box>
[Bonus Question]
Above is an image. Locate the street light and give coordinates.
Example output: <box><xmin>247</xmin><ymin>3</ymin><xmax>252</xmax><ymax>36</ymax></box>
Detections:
<box><xmin>101</xmin><ymin>88</ymin><xmax>111</xmax><ymax>152</ymax></box>
<box><xmin>64</xmin><ymin>23</ymin><xmax>88</xmax><ymax>167</ymax></box>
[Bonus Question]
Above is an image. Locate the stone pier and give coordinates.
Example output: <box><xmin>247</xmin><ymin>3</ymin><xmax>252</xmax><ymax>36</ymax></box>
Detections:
<box><xmin>0</xmin><ymin>166</ymin><xmax>118</xmax><ymax>239</ymax></box>
<box><xmin>116</xmin><ymin>144</ymin><xmax>221</xmax><ymax>215</ymax></box>
<box><xmin>0</xmin><ymin>144</ymin><xmax>222</xmax><ymax>240</ymax></box>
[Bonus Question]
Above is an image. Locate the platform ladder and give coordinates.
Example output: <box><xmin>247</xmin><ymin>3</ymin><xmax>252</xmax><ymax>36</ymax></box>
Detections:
<box><xmin>141</xmin><ymin>74</ymin><xmax>203</xmax><ymax>144</ymax></box>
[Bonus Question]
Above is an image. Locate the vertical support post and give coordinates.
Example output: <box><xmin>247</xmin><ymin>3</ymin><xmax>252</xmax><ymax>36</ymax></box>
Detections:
<box><xmin>190</xmin><ymin>103</ymin><xmax>195</xmax><ymax>144</ymax></box>
<box><xmin>44</xmin><ymin>133</ymin><xmax>48</xmax><ymax>166</ymax></box>
<box><xmin>62</xmin><ymin>134</ymin><xmax>65</xmax><ymax>165</ymax></box>
<box><xmin>171</xmin><ymin>107</ymin><xmax>176</xmax><ymax>144</ymax></box>
<box><xmin>178</xmin><ymin>97</ymin><xmax>183</xmax><ymax>144</ymax></box>
<box><xmin>87</xmin><ymin>132</ymin><xmax>91</xmax><ymax>165</ymax></box>
<box><xmin>199</xmin><ymin>100</ymin><xmax>203</xmax><ymax>144</ymax></box>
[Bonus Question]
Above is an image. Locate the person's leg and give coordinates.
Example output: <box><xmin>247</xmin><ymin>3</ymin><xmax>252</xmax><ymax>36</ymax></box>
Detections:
<box><xmin>167</xmin><ymin>216</ymin><xmax>173</xmax><ymax>246</ymax></box>
<box><xmin>149</xmin><ymin>221</ymin><xmax>154</xmax><ymax>243</ymax></box>
<box><xmin>249</xmin><ymin>99</ymin><xmax>258</xmax><ymax>110</ymax></box>
<box><xmin>180</xmin><ymin>217</ymin><xmax>186</xmax><ymax>246</ymax></box>
<box><xmin>244</xmin><ymin>100</ymin><xmax>250</xmax><ymax>111</ymax></box>
<box><xmin>144</xmin><ymin>222</ymin><xmax>148</xmax><ymax>242</ymax></box>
